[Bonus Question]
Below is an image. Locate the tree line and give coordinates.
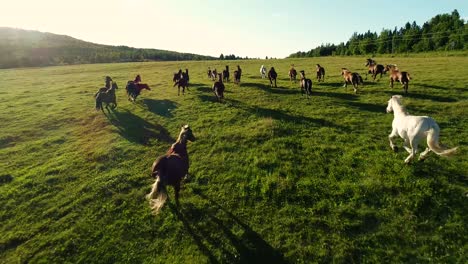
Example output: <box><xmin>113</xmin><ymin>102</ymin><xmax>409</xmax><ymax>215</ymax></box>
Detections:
<box><xmin>289</xmin><ymin>10</ymin><xmax>467</xmax><ymax>58</ymax></box>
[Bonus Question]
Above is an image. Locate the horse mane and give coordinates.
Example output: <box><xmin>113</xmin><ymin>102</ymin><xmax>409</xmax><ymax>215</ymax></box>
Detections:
<box><xmin>391</xmin><ymin>95</ymin><xmax>408</xmax><ymax>114</ymax></box>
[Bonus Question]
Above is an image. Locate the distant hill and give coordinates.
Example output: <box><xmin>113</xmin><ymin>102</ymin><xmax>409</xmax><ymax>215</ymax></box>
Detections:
<box><xmin>0</xmin><ymin>27</ymin><xmax>216</xmax><ymax>68</ymax></box>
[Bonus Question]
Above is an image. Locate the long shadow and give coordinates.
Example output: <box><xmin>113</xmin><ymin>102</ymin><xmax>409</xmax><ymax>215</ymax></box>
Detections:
<box><xmin>314</xmin><ymin>82</ymin><xmax>344</xmax><ymax>88</ymax></box>
<box><xmin>195</xmin><ymin>86</ymin><xmax>213</xmax><ymax>93</ymax></box>
<box><xmin>314</xmin><ymin>90</ymin><xmax>359</xmax><ymax>101</ymax></box>
<box><xmin>383</xmin><ymin>91</ymin><xmax>458</xmax><ymax>102</ymax></box>
<box><xmin>169</xmin><ymin>190</ymin><xmax>287</xmax><ymax>264</ymax></box>
<box><xmin>345</xmin><ymin>101</ymin><xmax>385</xmax><ymax>113</ymax></box>
<box><xmin>104</xmin><ymin>109</ymin><xmax>174</xmax><ymax>145</ymax></box>
<box><xmin>140</xmin><ymin>99</ymin><xmax>177</xmax><ymax>118</ymax></box>
<box><xmin>417</xmin><ymin>83</ymin><xmax>468</xmax><ymax>92</ymax></box>
<box><xmin>243</xmin><ymin>82</ymin><xmax>299</xmax><ymax>95</ymax></box>
<box><xmin>229</xmin><ymin>99</ymin><xmax>348</xmax><ymax>131</ymax></box>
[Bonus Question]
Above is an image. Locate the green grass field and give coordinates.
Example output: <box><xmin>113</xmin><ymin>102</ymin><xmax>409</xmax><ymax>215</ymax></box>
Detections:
<box><xmin>0</xmin><ymin>56</ymin><xmax>467</xmax><ymax>263</ymax></box>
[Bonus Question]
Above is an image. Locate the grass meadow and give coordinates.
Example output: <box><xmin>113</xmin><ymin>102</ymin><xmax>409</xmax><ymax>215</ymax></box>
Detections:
<box><xmin>0</xmin><ymin>55</ymin><xmax>467</xmax><ymax>263</ymax></box>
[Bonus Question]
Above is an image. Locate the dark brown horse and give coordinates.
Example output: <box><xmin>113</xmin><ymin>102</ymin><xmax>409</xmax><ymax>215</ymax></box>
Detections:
<box><xmin>233</xmin><ymin>65</ymin><xmax>242</xmax><ymax>85</ymax></box>
<box><xmin>94</xmin><ymin>76</ymin><xmax>113</xmax><ymax>97</ymax></box>
<box><xmin>268</xmin><ymin>67</ymin><xmax>278</xmax><ymax>87</ymax></box>
<box><xmin>316</xmin><ymin>64</ymin><xmax>325</xmax><ymax>82</ymax></box>
<box><xmin>341</xmin><ymin>68</ymin><xmax>363</xmax><ymax>93</ymax></box>
<box><xmin>365</xmin><ymin>58</ymin><xmax>385</xmax><ymax>81</ymax></box>
<box><xmin>95</xmin><ymin>82</ymin><xmax>118</xmax><ymax>110</ymax></box>
<box><xmin>147</xmin><ymin>125</ymin><xmax>196</xmax><ymax>213</ymax></box>
<box><xmin>384</xmin><ymin>65</ymin><xmax>411</xmax><ymax>93</ymax></box>
<box><xmin>126</xmin><ymin>81</ymin><xmax>151</xmax><ymax>101</ymax></box>
<box><xmin>222</xmin><ymin>65</ymin><xmax>230</xmax><ymax>82</ymax></box>
<box><xmin>212</xmin><ymin>73</ymin><xmax>225</xmax><ymax>101</ymax></box>
<box><xmin>289</xmin><ymin>66</ymin><xmax>297</xmax><ymax>82</ymax></box>
<box><xmin>173</xmin><ymin>70</ymin><xmax>189</xmax><ymax>96</ymax></box>
<box><xmin>299</xmin><ymin>70</ymin><xmax>312</xmax><ymax>98</ymax></box>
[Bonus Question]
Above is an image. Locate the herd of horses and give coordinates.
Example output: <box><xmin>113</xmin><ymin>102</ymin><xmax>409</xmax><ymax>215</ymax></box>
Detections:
<box><xmin>92</xmin><ymin>58</ymin><xmax>459</xmax><ymax>214</ymax></box>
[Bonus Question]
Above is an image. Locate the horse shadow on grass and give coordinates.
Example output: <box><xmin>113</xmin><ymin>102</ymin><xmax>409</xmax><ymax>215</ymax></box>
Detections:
<box><xmin>382</xmin><ymin>91</ymin><xmax>458</xmax><ymax>102</ymax></box>
<box><xmin>104</xmin><ymin>109</ymin><xmax>174</xmax><ymax>145</ymax></box>
<box><xmin>169</xmin><ymin>189</ymin><xmax>287</xmax><ymax>264</ymax></box>
<box><xmin>313</xmin><ymin>90</ymin><xmax>359</xmax><ymax>101</ymax></box>
<box><xmin>243</xmin><ymin>82</ymin><xmax>298</xmax><ymax>95</ymax></box>
<box><xmin>314</xmin><ymin>82</ymin><xmax>344</xmax><ymax>88</ymax></box>
<box><xmin>139</xmin><ymin>99</ymin><xmax>177</xmax><ymax>118</ymax></box>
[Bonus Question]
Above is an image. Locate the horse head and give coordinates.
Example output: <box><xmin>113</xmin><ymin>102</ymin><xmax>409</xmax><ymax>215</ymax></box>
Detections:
<box><xmin>112</xmin><ymin>82</ymin><xmax>118</xmax><ymax>89</ymax></box>
<box><xmin>179</xmin><ymin>125</ymin><xmax>196</xmax><ymax>142</ymax></box>
<box><xmin>386</xmin><ymin>95</ymin><xmax>403</xmax><ymax>113</ymax></box>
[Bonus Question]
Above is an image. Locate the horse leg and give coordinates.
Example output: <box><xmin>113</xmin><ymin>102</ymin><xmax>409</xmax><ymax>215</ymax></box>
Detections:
<box><xmin>419</xmin><ymin>147</ymin><xmax>431</xmax><ymax>161</ymax></box>
<box><xmin>390</xmin><ymin>79</ymin><xmax>394</xmax><ymax>89</ymax></box>
<box><xmin>389</xmin><ymin>129</ymin><xmax>399</xmax><ymax>152</ymax></box>
<box><xmin>403</xmin><ymin>138</ymin><xmax>412</xmax><ymax>154</ymax></box>
<box><xmin>174</xmin><ymin>183</ymin><xmax>181</xmax><ymax>207</ymax></box>
<box><xmin>404</xmin><ymin>137</ymin><xmax>420</xmax><ymax>164</ymax></box>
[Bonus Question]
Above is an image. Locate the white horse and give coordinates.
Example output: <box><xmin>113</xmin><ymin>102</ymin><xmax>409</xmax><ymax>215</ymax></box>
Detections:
<box><xmin>386</xmin><ymin>95</ymin><xmax>458</xmax><ymax>163</ymax></box>
<box><xmin>260</xmin><ymin>65</ymin><xmax>267</xmax><ymax>79</ymax></box>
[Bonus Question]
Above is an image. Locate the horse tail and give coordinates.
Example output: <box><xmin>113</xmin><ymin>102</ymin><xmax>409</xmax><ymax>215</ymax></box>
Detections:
<box><xmin>147</xmin><ymin>177</ymin><xmax>168</xmax><ymax>214</ymax></box>
<box><xmin>427</xmin><ymin>124</ymin><xmax>458</xmax><ymax>157</ymax></box>
<box><xmin>95</xmin><ymin>95</ymin><xmax>102</xmax><ymax>110</ymax></box>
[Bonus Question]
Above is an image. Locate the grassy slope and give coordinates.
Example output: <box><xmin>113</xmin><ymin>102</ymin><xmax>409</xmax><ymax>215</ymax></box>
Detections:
<box><xmin>0</xmin><ymin>56</ymin><xmax>467</xmax><ymax>263</ymax></box>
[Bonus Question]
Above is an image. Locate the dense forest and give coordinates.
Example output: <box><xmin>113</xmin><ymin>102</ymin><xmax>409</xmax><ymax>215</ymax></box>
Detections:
<box><xmin>0</xmin><ymin>27</ymin><xmax>216</xmax><ymax>69</ymax></box>
<box><xmin>289</xmin><ymin>10</ymin><xmax>467</xmax><ymax>58</ymax></box>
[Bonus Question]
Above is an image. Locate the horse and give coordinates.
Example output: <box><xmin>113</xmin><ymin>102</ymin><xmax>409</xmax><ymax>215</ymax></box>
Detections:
<box><xmin>173</xmin><ymin>71</ymin><xmax>189</xmax><ymax>96</ymax></box>
<box><xmin>299</xmin><ymin>70</ymin><xmax>312</xmax><ymax>98</ymax></box>
<box><xmin>268</xmin><ymin>67</ymin><xmax>278</xmax><ymax>87</ymax></box>
<box><xmin>386</xmin><ymin>95</ymin><xmax>458</xmax><ymax>163</ymax></box>
<box><xmin>147</xmin><ymin>125</ymin><xmax>196</xmax><ymax>213</ymax></box>
<box><xmin>341</xmin><ymin>68</ymin><xmax>363</xmax><ymax>93</ymax></box>
<box><xmin>233</xmin><ymin>65</ymin><xmax>242</xmax><ymax>85</ymax></box>
<box><xmin>126</xmin><ymin>81</ymin><xmax>151</xmax><ymax>101</ymax></box>
<box><xmin>289</xmin><ymin>66</ymin><xmax>297</xmax><ymax>83</ymax></box>
<box><xmin>95</xmin><ymin>82</ymin><xmax>118</xmax><ymax>111</ymax></box>
<box><xmin>260</xmin><ymin>65</ymin><xmax>267</xmax><ymax>79</ymax></box>
<box><xmin>365</xmin><ymin>59</ymin><xmax>385</xmax><ymax>81</ymax></box>
<box><xmin>207</xmin><ymin>67</ymin><xmax>212</xmax><ymax>79</ymax></box>
<box><xmin>316</xmin><ymin>64</ymin><xmax>325</xmax><ymax>82</ymax></box>
<box><xmin>384</xmin><ymin>65</ymin><xmax>410</xmax><ymax>94</ymax></box>
<box><xmin>222</xmin><ymin>65</ymin><xmax>230</xmax><ymax>82</ymax></box>
<box><xmin>211</xmin><ymin>68</ymin><xmax>218</xmax><ymax>81</ymax></box>
<box><xmin>212</xmin><ymin>73</ymin><xmax>225</xmax><ymax>101</ymax></box>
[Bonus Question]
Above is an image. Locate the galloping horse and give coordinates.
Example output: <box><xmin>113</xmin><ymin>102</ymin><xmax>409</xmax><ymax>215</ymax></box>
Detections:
<box><xmin>94</xmin><ymin>76</ymin><xmax>113</xmax><ymax>97</ymax></box>
<box><xmin>289</xmin><ymin>66</ymin><xmax>297</xmax><ymax>82</ymax></box>
<box><xmin>365</xmin><ymin>59</ymin><xmax>385</xmax><ymax>81</ymax></box>
<box><xmin>268</xmin><ymin>67</ymin><xmax>278</xmax><ymax>87</ymax></box>
<box><xmin>233</xmin><ymin>65</ymin><xmax>242</xmax><ymax>85</ymax></box>
<box><xmin>147</xmin><ymin>125</ymin><xmax>196</xmax><ymax>213</ymax></box>
<box><xmin>173</xmin><ymin>70</ymin><xmax>189</xmax><ymax>96</ymax></box>
<box><xmin>212</xmin><ymin>73</ymin><xmax>225</xmax><ymax>101</ymax></box>
<box><xmin>260</xmin><ymin>65</ymin><xmax>267</xmax><ymax>79</ymax></box>
<box><xmin>126</xmin><ymin>81</ymin><xmax>151</xmax><ymax>101</ymax></box>
<box><xmin>386</xmin><ymin>95</ymin><xmax>458</xmax><ymax>163</ymax></box>
<box><xmin>316</xmin><ymin>64</ymin><xmax>325</xmax><ymax>82</ymax></box>
<box><xmin>341</xmin><ymin>68</ymin><xmax>363</xmax><ymax>93</ymax></box>
<box><xmin>384</xmin><ymin>65</ymin><xmax>411</xmax><ymax>94</ymax></box>
<box><xmin>95</xmin><ymin>82</ymin><xmax>118</xmax><ymax>110</ymax></box>
<box><xmin>299</xmin><ymin>70</ymin><xmax>312</xmax><ymax>98</ymax></box>
<box><xmin>222</xmin><ymin>65</ymin><xmax>230</xmax><ymax>82</ymax></box>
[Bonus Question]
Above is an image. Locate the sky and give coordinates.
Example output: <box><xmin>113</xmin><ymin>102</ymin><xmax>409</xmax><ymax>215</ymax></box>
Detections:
<box><xmin>1</xmin><ymin>0</ymin><xmax>466</xmax><ymax>58</ymax></box>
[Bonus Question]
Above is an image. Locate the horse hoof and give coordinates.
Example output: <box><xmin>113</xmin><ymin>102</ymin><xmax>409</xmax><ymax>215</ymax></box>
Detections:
<box><xmin>392</xmin><ymin>146</ymin><xmax>398</xmax><ymax>152</ymax></box>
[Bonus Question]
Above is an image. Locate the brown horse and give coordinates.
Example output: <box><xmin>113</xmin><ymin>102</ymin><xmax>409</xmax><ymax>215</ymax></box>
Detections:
<box><xmin>268</xmin><ymin>67</ymin><xmax>278</xmax><ymax>87</ymax></box>
<box><xmin>289</xmin><ymin>66</ymin><xmax>297</xmax><ymax>82</ymax></box>
<box><xmin>233</xmin><ymin>65</ymin><xmax>242</xmax><ymax>85</ymax></box>
<box><xmin>341</xmin><ymin>68</ymin><xmax>363</xmax><ymax>93</ymax></box>
<box><xmin>384</xmin><ymin>65</ymin><xmax>411</xmax><ymax>93</ymax></box>
<box><xmin>212</xmin><ymin>73</ymin><xmax>225</xmax><ymax>101</ymax></box>
<box><xmin>147</xmin><ymin>125</ymin><xmax>196</xmax><ymax>213</ymax></box>
<box><xmin>316</xmin><ymin>64</ymin><xmax>325</xmax><ymax>82</ymax></box>
<box><xmin>365</xmin><ymin>59</ymin><xmax>385</xmax><ymax>81</ymax></box>
<box><xmin>126</xmin><ymin>81</ymin><xmax>151</xmax><ymax>101</ymax></box>
<box><xmin>222</xmin><ymin>65</ymin><xmax>230</xmax><ymax>82</ymax></box>
<box><xmin>94</xmin><ymin>76</ymin><xmax>113</xmax><ymax>97</ymax></box>
<box><xmin>173</xmin><ymin>70</ymin><xmax>189</xmax><ymax>96</ymax></box>
<box><xmin>95</xmin><ymin>82</ymin><xmax>118</xmax><ymax>110</ymax></box>
<box><xmin>299</xmin><ymin>70</ymin><xmax>312</xmax><ymax>98</ymax></box>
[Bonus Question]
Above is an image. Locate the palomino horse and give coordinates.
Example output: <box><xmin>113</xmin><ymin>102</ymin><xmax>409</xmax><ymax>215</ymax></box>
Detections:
<box><xmin>299</xmin><ymin>70</ymin><xmax>312</xmax><ymax>98</ymax></box>
<box><xmin>384</xmin><ymin>64</ymin><xmax>410</xmax><ymax>94</ymax></box>
<box><xmin>95</xmin><ymin>82</ymin><xmax>118</xmax><ymax>110</ymax></box>
<box><xmin>316</xmin><ymin>64</ymin><xmax>325</xmax><ymax>82</ymax></box>
<box><xmin>386</xmin><ymin>95</ymin><xmax>458</xmax><ymax>163</ymax></box>
<box><xmin>365</xmin><ymin>59</ymin><xmax>385</xmax><ymax>81</ymax></box>
<box><xmin>212</xmin><ymin>73</ymin><xmax>225</xmax><ymax>101</ymax></box>
<box><xmin>126</xmin><ymin>81</ymin><xmax>151</xmax><ymax>101</ymax></box>
<box><xmin>260</xmin><ymin>65</ymin><xmax>267</xmax><ymax>79</ymax></box>
<box><xmin>147</xmin><ymin>125</ymin><xmax>196</xmax><ymax>213</ymax></box>
<box><xmin>289</xmin><ymin>66</ymin><xmax>297</xmax><ymax>82</ymax></box>
<box><xmin>222</xmin><ymin>65</ymin><xmax>230</xmax><ymax>82</ymax></box>
<box><xmin>233</xmin><ymin>65</ymin><xmax>242</xmax><ymax>85</ymax></box>
<box><xmin>268</xmin><ymin>67</ymin><xmax>278</xmax><ymax>87</ymax></box>
<box><xmin>341</xmin><ymin>68</ymin><xmax>363</xmax><ymax>93</ymax></box>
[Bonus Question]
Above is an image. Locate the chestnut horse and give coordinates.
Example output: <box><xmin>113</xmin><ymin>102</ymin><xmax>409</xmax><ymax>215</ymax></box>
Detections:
<box><xmin>316</xmin><ymin>64</ymin><xmax>325</xmax><ymax>82</ymax></box>
<box><xmin>341</xmin><ymin>68</ymin><xmax>363</xmax><ymax>93</ymax></box>
<box><xmin>268</xmin><ymin>67</ymin><xmax>278</xmax><ymax>87</ymax></box>
<box><xmin>299</xmin><ymin>70</ymin><xmax>312</xmax><ymax>98</ymax></box>
<box><xmin>365</xmin><ymin>58</ymin><xmax>385</xmax><ymax>81</ymax></box>
<box><xmin>384</xmin><ymin>65</ymin><xmax>410</xmax><ymax>94</ymax></box>
<box><xmin>212</xmin><ymin>73</ymin><xmax>225</xmax><ymax>101</ymax></box>
<box><xmin>147</xmin><ymin>125</ymin><xmax>196</xmax><ymax>213</ymax></box>
<box><xmin>289</xmin><ymin>66</ymin><xmax>297</xmax><ymax>83</ymax></box>
<box><xmin>126</xmin><ymin>81</ymin><xmax>151</xmax><ymax>101</ymax></box>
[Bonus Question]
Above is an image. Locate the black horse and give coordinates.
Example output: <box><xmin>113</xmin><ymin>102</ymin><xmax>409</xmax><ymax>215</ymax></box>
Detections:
<box><xmin>268</xmin><ymin>67</ymin><xmax>278</xmax><ymax>87</ymax></box>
